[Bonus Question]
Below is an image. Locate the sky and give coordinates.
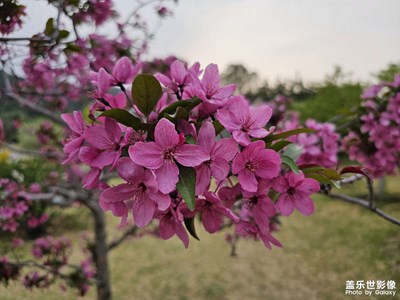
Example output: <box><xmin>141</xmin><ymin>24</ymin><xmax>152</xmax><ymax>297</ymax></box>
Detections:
<box><xmin>19</xmin><ymin>0</ymin><xmax>400</xmax><ymax>82</ymax></box>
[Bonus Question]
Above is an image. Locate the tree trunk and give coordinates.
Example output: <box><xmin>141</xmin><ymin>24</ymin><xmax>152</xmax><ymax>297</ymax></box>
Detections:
<box><xmin>90</xmin><ymin>200</ymin><xmax>112</xmax><ymax>300</ymax></box>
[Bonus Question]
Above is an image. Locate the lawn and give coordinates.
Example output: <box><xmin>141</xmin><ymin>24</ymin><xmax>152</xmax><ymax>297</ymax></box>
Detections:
<box><xmin>1</xmin><ymin>177</ymin><xmax>399</xmax><ymax>300</ymax></box>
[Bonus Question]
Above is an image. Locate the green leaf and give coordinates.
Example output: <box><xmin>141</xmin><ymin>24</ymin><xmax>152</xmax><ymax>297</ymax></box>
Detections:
<box><xmin>163</xmin><ymin>106</ymin><xmax>189</xmax><ymax>123</ymax></box>
<box><xmin>185</xmin><ymin>135</ymin><xmax>196</xmax><ymax>144</ymax></box>
<box><xmin>158</xmin><ymin>98</ymin><xmax>202</xmax><ymax>119</ymax></box>
<box><xmin>132</xmin><ymin>74</ymin><xmax>162</xmax><ymax>116</ymax></box>
<box><xmin>281</xmin><ymin>155</ymin><xmax>300</xmax><ymax>175</ymax></box>
<box><xmin>99</xmin><ymin>109</ymin><xmax>145</xmax><ymax>130</ymax></box>
<box><xmin>264</xmin><ymin>128</ymin><xmax>316</xmax><ymax>143</ymax></box>
<box><xmin>44</xmin><ymin>18</ymin><xmax>54</xmax><ymax>36</ymax></box>
<box><xmin>269</xmin><ymin>140</ymin><xmax>292</xmax><ymax>152</ymax></box>
<box><xmin>212</xmin><ymin>120</ymin><xmax>224</xmax><ymax>135</ymax></box>
<box><xmin>57</xmin><ymin>30</ymin><xmax>70</xmax><ymax>40</ymax></box>
<box><xmin>176</xmin><ymin>165</ymin><xmax>196</xmax><ymax>211</ymax></box>
<box><xmin>307</xmin><ymin>173</ymin><xmax>340</xmax><ymax>189</ymax></box>
<box><xmin>322</xmin><ymin>168</ymin><xmax>341</xmax><ymax>181</ymax></box>
<box><xmin>282</xmin><ymin>143</ymin><xmax>302</xmax><ymax>161</ymax></box>
<box><xmin>300</xmin><ymin>165</ymin><xmax>325</xmax><ymax>174</ymax></box>
<box><xmin>184</xmin><ymin>217</ymin><xmax>200</xmax><ymax>240</ymax></box>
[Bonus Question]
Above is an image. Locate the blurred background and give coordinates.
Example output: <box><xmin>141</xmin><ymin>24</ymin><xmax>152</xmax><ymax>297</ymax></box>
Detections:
<box><xmin>1</xmin><ymin>0</ymin><xmax>399</xmax><ymax>299</ymax></box>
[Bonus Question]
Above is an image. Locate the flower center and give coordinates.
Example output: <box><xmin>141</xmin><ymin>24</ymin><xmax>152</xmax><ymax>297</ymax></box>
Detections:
<box><xmin>163</xmin><ymin>148</ymin><xmax>175</xmax><ymax>160</ymax></box>
<box><xmin>138</xmin><ymin>182</ymin><xmax>147</xmax><ymax>193</ymax></box>
<box><xmin>245</xmin><ymin>161</ymin><xmax>258</xmax><ymax>172</ymax></box>
<box><xmin>287</xmin><ymin>187</ymin><xmax>296</xmax><ymax>195</ymax></box>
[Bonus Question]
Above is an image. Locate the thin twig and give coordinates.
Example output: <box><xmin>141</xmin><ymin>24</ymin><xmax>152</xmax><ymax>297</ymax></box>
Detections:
<box><xmin>107</xmin><ymin>225</ymin><xmax>138</xmax><ymax>251</ymax></box>
<box><xmin>326</xmin><ymin>192</ymin><xmax>400</xmax><ymax>227</ymax></box>
<box><xmin>1</xmin><ymin>71</ymin><xmax>64</xmax><ymax>125</ymax></box>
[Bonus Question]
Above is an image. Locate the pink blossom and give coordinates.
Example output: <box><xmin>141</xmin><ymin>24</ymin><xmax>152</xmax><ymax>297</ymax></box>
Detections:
<box><xmin>155</xmin><ymin>60</ymin><xmax>200</xmax><ymax>97</ymax></box>
<box><xmin>189</xmin><ymin>63</ymin><xmax>236</xmax><ymax>105</ymax></box>
<box><xmin>61</xmin><ymin>111</ymin><xmax>86</xmax><ymax>163</ymax></box>
<box><xmin>129</xmin><ymin>118</ymin><xmax>210</xmax><ymax>193</ymax></box>
<box><xmin>242</xmin><ymin>179</ymin><xmax>276</xmax><ymax>232</ymax></box>
<box><xmin>80</xmin><ymin>118</ymin><xmax>128</xmax><ymax>169</ymax></box>
<box><xmin>235</xmin><ymin>220</ymin><xmax>282</xmax><ymax>250</ymax></box>
<box><xmin>273</xmin><ymin>172</ymin><xmax>320</xmax><ymax>216</ymax></box>
<box><xmin>89</xmin><ymin>68</ymin><xmax>112</xmax><ymax>98</ymax></box>
<box><xmin>195</xmin><ymin>121</ymin><xmax>238</xmax><ymax>194</ymax></box>
<box><xmin>157</xmin><ymin>207</ymin><xmax>189</xmax><ymax>248</ymax></box>
<box><xmin>111</xmin><ymin>57</ymin><xmax>141</xmax><ymax>85</ymax></box>
<box><xmin>217</xmin><ymin>96</ymin><xmax>274</xmax><ymax>146</ymax></box>
<box><xmin>194</xmin><ymin>192</ymin><xmax>239</xmax><ymax>234</ymax></box>
<box><xmin>232</xmin><ymin>140</ymin><xmax>281</xmax><ymax>192</ymax></box>
<box><xmin>100</xmin><ymin>158</ymin><xmax>170</xmax><ymax>227</ymax></box>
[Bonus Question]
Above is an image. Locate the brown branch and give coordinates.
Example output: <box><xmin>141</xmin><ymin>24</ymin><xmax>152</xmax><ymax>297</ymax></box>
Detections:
<box><xmin>107</xmin><ymin>225</ymin><xmax>138</xmax><ymax>251</ymax></box>
<box><xmin>0</xmin><ymin>142</ymin><xmax>62</xmax><ymax>159</ymax></box>
<box><xmin>325</xmin><ymin>192</ymin><xmax>400</xmax><ymax>227</ymax></box>
<box><xmin>1</xmin><ymin>71</ymin><xmax>64</xmax><ymax>125</ymax></box>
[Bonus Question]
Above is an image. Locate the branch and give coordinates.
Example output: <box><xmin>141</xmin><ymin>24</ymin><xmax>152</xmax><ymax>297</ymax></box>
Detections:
<box><xmin>1</xmin><ymin>71</ymin><xmax>64</xmax><ymax>125</ymax></box>
<box><xmin>107</xmin><ymin>225</ymin><xmax>138</xmax><ymax>251</ymax></box>
<box><xmin>0</xmin><ymin>141</ymin><xmax>62</xmax><ymax>159</ymax></box>
<box><xmin>325</xmin><ymin>192</ymin><xmax>400</xmax><ymax>226</ymax></box>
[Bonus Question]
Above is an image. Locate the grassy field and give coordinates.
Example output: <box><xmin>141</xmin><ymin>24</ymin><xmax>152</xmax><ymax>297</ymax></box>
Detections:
<box><xmin>1</xmin><ymin>178</ymin><xmax>399</xmax><ymax>300</ymax></box>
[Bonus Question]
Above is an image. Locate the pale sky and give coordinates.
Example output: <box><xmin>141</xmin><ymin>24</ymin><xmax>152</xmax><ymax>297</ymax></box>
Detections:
<box><xmin>18</xmin><ymin>0</ymin><xmax>400</xmax><ymax>82</ymax></box>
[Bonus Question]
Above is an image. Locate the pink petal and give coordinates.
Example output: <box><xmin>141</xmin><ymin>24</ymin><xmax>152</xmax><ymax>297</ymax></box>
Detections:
<box><xmin>100</xmin><ymin>183</ymin><xmax>135</xmax><ymax>203</ymax></box>
<box><xmin>98</xmin><ymin>68</ymin><xmax>111</xmax><ymax>97</ymax></box>
<box><xmin>155</xmin><ymin>73</ymin><xmax>174</xmax><ymax>90</ymax></box>
<box><xmin>91</xmin><ymin>150</ymin><xmax>118</xmax><ymax>169</ymax></box>
<box><xmin>116</xmin><ymin>157</ymin><xmax>144</xmax><ymax>182</ymax></box>
<box><xmin>232</xmin><ymin>130</ymin><xmax>251</xmax><ymax>146</ymax></box>
<box><xmin>226</xmin><ymin>96</ymin><xmax>250</xmax><ymax>126</ymax></box>
<box><xmin>105</xmin><ymin>117</ymin><xmax>122</xmax><ymax>144</ymax></box>
<box><xmin>195</xmin><ymin>165</ymin><xmax>211</xmax><ymax>195</ymax></box>
<box><xmin>154</xmin><ymin>161</ymin><xmax>179</xmax><ymax>194</ymax></box>
<box><xmin>170</xmin><ymin>60</ymin><xmax>187</xmax><ymax>84</ymax></box>
<box><xmin>129</xmin><ymin>142</ymin><xmax>163</xmax><ymax>169</ymax></box>
<box><xmin>202</xmin><ymin>209</ymin><xmax>222</xmax><ymax>234</ymax></box>
<box><xmin>210</xmin><ymin>157</ymin><xmax>230</xmax><ymax>181</ymax></box>
<box><xmin>298</xmin><ymin>178</ymin><xmax>320</xmax><ymax>194</ymax></box>
<box><xmin>159</xmin><ymin>217</ymin><xmax>175</xmax><ymax>239</ymax></box>
<box><xmin>248</xmin><ymin>128</ymin><xmax>269</xmax><ymax>138</ymax></box>
<box><xmin>61</xmin><ymin>112</ymin><xmax>83</xmax><ymax>134</ymax></box>
<box><xmin>249</xmin><ymin>105</ymin><xmax>272</xmax><ymax>129</ymax></box>
<box><xmin>238</xmin><ymin>170</ymin><xmax>258</xmax><ymax>192</ymax></box>
<box><xmin>85</xmin><ymin>125</ymin><xmax>110</xmax><ymax>149</ymax></box>
<box><xmin>272</xmin><ymin>176</ymin><xmax>288</xmax><ymax>193</ymax></box>
<box><xmin>212</xmin><ymin>138</ymin><xmax>238</xmax><ymax>161</ymax></box>
<box><xmin>216</xmin><ymin>108</ymin><xmax>240</xmax><ymax>132</ymax></box>
<box><xmin>174</xmin><ymin>221</ymin><xmax>189</xmax><ymax>248</ymax></box>
<box><xmin>293</xmin><ymin>193</ymin><xmax>315</xmax><ymax>216</ymax></box>
<box><xmin>197</xmin><ymin>121</ymin><xmax>216</xmax><ymax>152</ymax></box>
<box><xmin>201</xmin><ymin>64</ymin><xmax>220</xmax><ymax>92</ymax></box>
<box><xmin>83</xmin><ymin>168</ymin><xmax>101</xmax><ymax>189</ymax></box>
<box><xmin>174</xmin><ymin>144</ymin><xmax>210</xmax><ymax>167</ymax></box>
<box><xmin>149</xmin><ymin>191</ymin><xmax>171</xmax><ymax>211</ymax></box>
<box><xmin>133</xmin><ymin>196</ymin><xmax>156</xmax><ymax>227</ymax></box>
<box><xmin>155</xmin><ymin>118</ymin><xmax>179</xmax><ymax>149</ymax></box>
<box><xmin>255</xmin><ymin>149</ymin><xmax>281</xmax><ymax>178</ymax></box>
<box><xmin>112</xmin><ymin>57</ymin><xmax>133</xmax><ymax>83</ymax></box>
<box><xmin>78</xmin><ymin>146</ymin><xmax>100</xmax><ymax>165</ymax></box>
<box><xmin>213</xmin><ymin>84</ymin><xmax>236</xmax><ymax>100</ymax></box>
<box><xmin>277</xmin><ymin>194</ymin><xmax>294</xmax><ymax>216</ymax></box>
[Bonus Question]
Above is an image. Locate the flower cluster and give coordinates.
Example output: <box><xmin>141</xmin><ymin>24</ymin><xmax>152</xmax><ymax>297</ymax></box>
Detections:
<box><xmin>0</xmin><ymin>0</ymin><xmax>26</xmax><ymax>35</ymax></box>
<box><xmin>342</xmin><ymin>74</ymin><xmax>400</xmax><ymax>178</ymax></box>
<box><xmin>70</xmin><ymin>0</ymin><xmax>115</xmax><ymax>26</ymax></box>
<box><xmin>32</xmin><ymin>236</ymin><xmax>72</xmax><ymax>268</ymax></box>
<box><xmin>0</xmin><ymin>179</ymin><xmax>49</xmax><ymax>232</ymax></box>
<box><xmin>279</xmin><ymin>112</ymin><xmax>339</xmax><ymax>169</ymax></box>
<box><xmin>63</xmin><ymin>58</ymin><xmax>321</xmax><ymax>249</ymax></box>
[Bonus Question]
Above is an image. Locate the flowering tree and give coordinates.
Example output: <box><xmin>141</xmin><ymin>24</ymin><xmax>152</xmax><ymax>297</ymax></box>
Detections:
<box><xmin>1</xmin><ymin>1</ymin><xmax>399</xmax><ymax>300</ymax></box>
